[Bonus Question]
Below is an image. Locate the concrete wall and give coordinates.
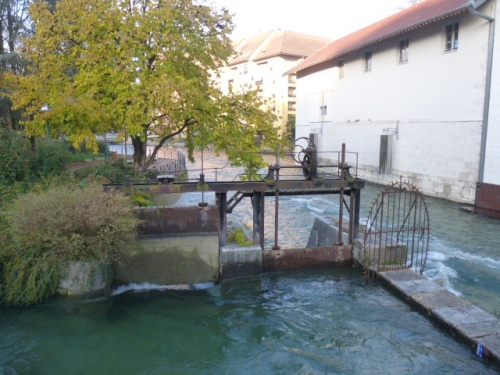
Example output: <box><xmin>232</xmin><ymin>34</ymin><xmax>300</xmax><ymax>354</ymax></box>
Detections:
<box><xmin>295</xmin><ymin>6</ymin><xmax>493</xmax><ymax>203</ymax></box>
<box><xmin>115</xmin><ymin>206</ymin><xmax>220</xmax><ymax>286</ymax></box>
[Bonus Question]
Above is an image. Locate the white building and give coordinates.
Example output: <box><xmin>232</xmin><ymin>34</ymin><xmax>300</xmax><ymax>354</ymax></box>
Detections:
<box><xmin>289</xmin><ymin>0</ymin><xmax>500</xmax><ymax>215</ymax></box>
<box><xmin>217</xmin><ymin>30</ymin><xmax>330</xmax><ymax>134</ymax></box>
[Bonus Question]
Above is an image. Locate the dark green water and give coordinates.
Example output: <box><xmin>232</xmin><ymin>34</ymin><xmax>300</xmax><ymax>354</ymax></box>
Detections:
<box><xmin>1</xmin><ymin>269</ymin><xmax>497</xmax><ymax>374</ymax></box>
<box><xmin>2</xmin><ymin>150</ymin><xmax>498</xmax><ymax>374</ymax></box>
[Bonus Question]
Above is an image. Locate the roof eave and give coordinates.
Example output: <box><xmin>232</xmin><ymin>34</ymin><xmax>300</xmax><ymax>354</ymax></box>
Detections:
<box><xmin>292</xmin><ymin>7</ymin><xmax>469</xmax><ymax>75</ymax></box>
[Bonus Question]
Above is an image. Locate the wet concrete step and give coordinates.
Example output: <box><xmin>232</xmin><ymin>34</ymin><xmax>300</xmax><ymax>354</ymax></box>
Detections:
<box><xmin>377</xmin><ymin>269</ymin><xmax>500</xmax><ymax>365</ymax></box>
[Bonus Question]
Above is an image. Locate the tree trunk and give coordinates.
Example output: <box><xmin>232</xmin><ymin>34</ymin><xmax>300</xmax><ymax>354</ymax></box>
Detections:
<box><xmin>131</xmin><ymin>135</ymin><xmax>148</xmax><ymax>174</ymax></box>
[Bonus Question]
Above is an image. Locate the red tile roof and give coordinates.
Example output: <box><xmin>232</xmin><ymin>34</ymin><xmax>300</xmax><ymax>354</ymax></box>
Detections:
<box><xmin>290</xmin><ymin>0</ymin><xmax>474</xmax><ymax>74</ymax></box>
<box><xmin>229</xmin><ymin>30</ymin><xmax>330</xmax><ymax>65</ymax></box>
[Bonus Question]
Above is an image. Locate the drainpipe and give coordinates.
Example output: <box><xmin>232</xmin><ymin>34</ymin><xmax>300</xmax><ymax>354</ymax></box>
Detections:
<box><xmin>467</xmin><ymin>0</ymin><xmax>495</xmax><ymax>182</ymax></box>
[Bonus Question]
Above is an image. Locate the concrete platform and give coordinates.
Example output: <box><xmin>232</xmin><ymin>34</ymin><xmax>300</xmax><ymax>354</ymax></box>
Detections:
<box><xmin>220</xmin><ymin>244</ymin><xmax>262</xmax><ymax>279</ymax></box>
<box><xmin>377</xmin><ymin>269</ymin><xmax>500</xmax><ymax>365</ymax></box>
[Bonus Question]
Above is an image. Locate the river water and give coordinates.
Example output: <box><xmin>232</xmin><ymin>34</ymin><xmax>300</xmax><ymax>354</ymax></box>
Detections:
<box><xmin>1</xmin><ymin>149</ymin><xmax>499</xmax><ymax>374</ymax></box>
<box><xmin>176</xmin><ymin>150</ymin><xmax>500</xmax><ymax>318</ymax></box>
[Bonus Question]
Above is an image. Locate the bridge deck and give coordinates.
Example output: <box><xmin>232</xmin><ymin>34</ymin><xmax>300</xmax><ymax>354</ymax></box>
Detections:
<box><xmin>106</xmin><ymin>177</ymin><xmax>365</xmax><ymax>195</ymax></box>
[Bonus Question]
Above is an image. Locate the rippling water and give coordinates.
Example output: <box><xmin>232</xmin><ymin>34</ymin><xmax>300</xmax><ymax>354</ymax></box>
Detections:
<box><xmin>1</xmin><ymin>149</ymin><xmax>499</xmax><ymax>374</ymax></box>
<box><xmin>176</xmin><ymin>150</ymin><xmax>500</xmax><ymax>318</ymax></box>
<box><xmin>1</xmin><ymin>269</ymin><xmax>498</xmax><ymax>374</ymax></box>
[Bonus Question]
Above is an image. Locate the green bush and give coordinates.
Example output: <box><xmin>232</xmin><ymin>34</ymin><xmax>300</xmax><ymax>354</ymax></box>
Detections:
<box><xmin>31</xmin><ymin>138</ymin><xmax>71</xmax><ymax>178</ymax></box>
<box><xmin>0</xmin><ymin>183</ymin><xmax>141</xmax><ymax>305</ymax></box>
<box><xmin>227</xmin><ymin>226</ymin><xmax>253</xmax><ymax>246</ymax></box>
<box><xmin>0</xmin><ymin>128</ymin><xmax>31</xmax><ymax>185</ymax></box>
<box><xmin>0</xmin><ymin>130</ymin><xmax>71</xmax><ymax>190</ymax></box>
<box><xmin>72</xmin><ymin>159</ymin><xmax>133</xmax><ymax>184</ymax></box>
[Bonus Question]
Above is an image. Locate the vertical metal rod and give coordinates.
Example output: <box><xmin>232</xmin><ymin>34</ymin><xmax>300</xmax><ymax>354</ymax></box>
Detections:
<box><xmin>260</xmin><ymin>192</ymin><xmax>265</xmax><ymax>250</ymax></box>
<box><xmin>124</xmin><ymin>127</ymin><xmax>128</xmax><ymax>162</ymax></box>
<box><xmin>252</xmin><ymin>192</ymin><xmax>259</xmax><ymax>245</ymax></box>
<box><xmin>199</xmin><ymin>123</ymin><xmax>206</xmax><ymax>206</ymax></box>
<box><xmin>273</xmin><ymin>145</ymin><xmax>281</xmax><ymax>250</ymax></box>
<box><xmin>337</xmin><ymin>143</ymin><xmax>346</xmax><ymax>245</ymax></box>
<box><xmin>348</xmin><ymin>190</ymin><xmax>354</xmax><ymax>245</ymax></box>
<box><xmin>252</xmin><ymin>192</ymin><xmax>264</xmax><ymax>247</ymax></box>
<box><xmin>217</xmin><ymin>193</ymin><xmax>227</xmax><ymax>246</ymax></box>
<box><xmin>353</xmin><ymin>188</ymin><xmax>361</xmax><ymax>240</ymax></box>
<box><xmin>250</xmin><ymin>152</ymin><xmax>253</xmax><ymax>181</ymax></box>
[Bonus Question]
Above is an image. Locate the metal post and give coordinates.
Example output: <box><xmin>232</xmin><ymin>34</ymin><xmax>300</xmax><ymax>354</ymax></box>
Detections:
<box><xmin>352</xmin><ymin>188</ymin><xmax>361</xmax><ymax>241</ymax></box>
<box><xmin>337</xmin><ymin>143</ymin><xmax>346</xmax><ymax>245</ymax></box>
<box><xmin>124</xmin><ymin>127</ymin><xmax>128</xmax><ymax>162</ymax></box>
<box><xmin>253</xmin><ymin>192</ymin><xmax>265</xmax><ymax>248</ymax></box>
<box><xmin>124</xmin><ymin>175</ymin><xmax>131</xmax><ymax>195</ymax></box>
<box><xmin>217</xmin><ymin>193</ymin><xmax>227</xmax><ymax>246</ymax></box>
<box><xmin>199</xmin><ymin>123</ymin><xmax>207</xmax><ymax>207</ymax></box>
<box><xmin>273</xmin><ymin>145</ymin><xmax>281</xmax><ymax>250</ymax></box>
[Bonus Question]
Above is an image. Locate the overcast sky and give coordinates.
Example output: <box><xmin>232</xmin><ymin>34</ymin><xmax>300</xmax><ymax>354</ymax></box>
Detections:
<box><xmin>209</xmin><ymin>0</ymin><xmax>413</xmax><ymax>41</ymax></box>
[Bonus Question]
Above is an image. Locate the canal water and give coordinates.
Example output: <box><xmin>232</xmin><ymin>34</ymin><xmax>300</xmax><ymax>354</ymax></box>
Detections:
<box><xmin>1</xmin><ymin>150</ymin><xmax>499</xmax><ymax>374</ymax></box>
<box><xmin>176</xmin><ymin>150</ymin><xmax>500</xmax><ymax>318</ymax></box>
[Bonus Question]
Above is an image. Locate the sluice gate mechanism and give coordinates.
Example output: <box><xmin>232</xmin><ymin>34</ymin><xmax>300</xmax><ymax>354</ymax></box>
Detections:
<box><xmin>108</xmin><ymin>137</ymin><xmax>365</xmax><ymax>253</ymax></box>
<box><xmin>292</xmin><ymin>137</ymin><xmax>318</xmax><ymax>180</ymax></box>
<box><xmin>363</xmin><ymin>179</ymin><xmax>430</xmax><ymax>277</ymax></box>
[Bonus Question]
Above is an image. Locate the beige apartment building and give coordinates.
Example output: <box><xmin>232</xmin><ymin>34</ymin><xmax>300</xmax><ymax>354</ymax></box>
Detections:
<box><xmin>217</xmin><ymin>30</ymin><xmax>330</xmax><ymax>135</ymax></box>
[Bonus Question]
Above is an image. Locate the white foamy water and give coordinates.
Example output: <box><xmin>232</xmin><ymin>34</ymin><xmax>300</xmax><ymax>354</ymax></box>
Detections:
<box><xmin>112</xmin><ymin>282</ymin><xmax>216</xmax><ymax>295</ymax></box>
<box><xmin>176</xmin><ymin>150</ymin><xmax>500</xmax><ymax>316</ymax></box>
<box><xmin>112</xmin><ymin>282</ymin><xmax>190</xmax><ymax>295</ymax></box>
<box><xmin>423</xmin><ymin>261</ymin><xmax>461</xmax><ymax>296</ymax></box>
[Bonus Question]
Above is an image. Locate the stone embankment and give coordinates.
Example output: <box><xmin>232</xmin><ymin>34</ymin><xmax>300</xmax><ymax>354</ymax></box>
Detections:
<box><xmin>377</xmin><ymin>268</ymin><xmax>500</xmax><ymax>365</ymax></box>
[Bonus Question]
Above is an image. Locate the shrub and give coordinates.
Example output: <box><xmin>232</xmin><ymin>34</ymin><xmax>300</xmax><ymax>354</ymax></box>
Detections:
<box><xmin>31</xmin><ymin>138</ymin><xmax>71</xmax><ymax>178</ymax></box>
<box><xmin>0</xmin><ymin>128</ymin><xmax>31</xmax><ymax>185</ymax></box>
<box><xmin>227</xmin><ymin>225</ymin><xmax>253</xmax><ymax>246</ymax></box>
<box><xmin>72</xmin><ymin>159</ymin><xmax>133</xmax><ymax>184</ymax></box>
<box><xmin>0</xmin><ymin>183</ymin><xmax>141</xmax><ymax>305</ymax></box>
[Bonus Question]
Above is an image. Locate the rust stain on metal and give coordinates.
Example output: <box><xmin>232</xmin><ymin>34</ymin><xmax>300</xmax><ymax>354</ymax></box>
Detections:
<box><xmin>263</xmin><ymin>246</ymin><xmax>352</xmax><ymax>271</ymax></box>
<box><xmin>135</xmin><ymin>206</ymin><xmax>219</xmax><ymax>235</ymax></box>
<box><xmin>474</xmin><ymin>182</ymin><xmax>500</xmax><ymax>218</ymax></box>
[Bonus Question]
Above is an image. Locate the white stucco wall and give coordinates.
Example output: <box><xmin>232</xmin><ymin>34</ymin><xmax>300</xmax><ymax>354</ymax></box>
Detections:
<box><xmin>484</xmin><ymin>1</ymin><xmax>500</xmax><ymax>185</ymax></box>
<box><xmin>296</xmin><ymin>9</ymin><xmax>491</xmax><ymax>203</ymax></box>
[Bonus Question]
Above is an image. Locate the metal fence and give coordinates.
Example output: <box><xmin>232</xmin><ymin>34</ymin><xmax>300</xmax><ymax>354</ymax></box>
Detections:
<box><xmin>363</xmin><ymin>179</ymin><xmax>430</xmax><ymax>276</ymax></box>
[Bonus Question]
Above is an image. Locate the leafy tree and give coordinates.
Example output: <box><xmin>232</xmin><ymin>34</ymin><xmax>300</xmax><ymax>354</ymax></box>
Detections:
<box><xmin>1</xmin><ymin>0</ymin><xmax>31</xmax><ymax>130</ymax></box>
<box><xmin>7</xmin><ymin>0</ymin><xmax>280</xmax><ymax>174</ymax></box>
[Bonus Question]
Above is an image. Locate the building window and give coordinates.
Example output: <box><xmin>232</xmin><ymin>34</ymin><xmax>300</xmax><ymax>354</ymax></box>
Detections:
<box><xmin>288</xmin><ymin>74</ymin><xmax>296</xmax><ymax>84</ymax></box>
<box><xmin>338</xmin><ymin>60</ymin><xmax>344</xmax><ymax>79</ymax></box>
<box><xmin>320</xmin><ymin>105</ymin><xmax>327</xmax><ymax>116</ymax></box>
<box><xmin>445</xmin><ymin>22</ymin><xmax>459</xmax><ymax>51</ymax></box>
<box><xmin>243</xmin><ymin>63</ymin><xmax>248</xmax><ymax>74</ymax></box>
<box><xmin>364</xmin><ymin>51</ymin><xmax>372</xmax><ymax>72</ymax></box>
<box><xmin>399</xmin><ymin>39</ymin><xmax>409</xmax><ymax>63</ymax></box>
<box><xmin>288</xmin><ymin>102</ymin><xmax>296</xmax><ymax>111</ymax></box>
<box><xmin>288</xmin><ymin>87</ymin><xmax>296</xmax><ymax>98</ymax></box>
<box><xmin>228</xmin><ymin>79</ymin><xmax>233</xmax><ymax>88</ymax></box>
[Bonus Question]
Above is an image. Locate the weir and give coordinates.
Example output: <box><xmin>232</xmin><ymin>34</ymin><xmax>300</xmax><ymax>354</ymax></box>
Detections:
<box><xmin>104</xmin><ymin>140</ymin><xmax>500</xmax><ymax>366</ymax></box>
<box><xmin>107</xmin><ymin>139</ymin><xmax>365</xmax><ymax>273</ymax></box>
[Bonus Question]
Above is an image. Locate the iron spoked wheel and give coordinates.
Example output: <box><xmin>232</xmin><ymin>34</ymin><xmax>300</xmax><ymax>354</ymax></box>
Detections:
<box><xmin>291</xmin><ymin>137</ymin><xmax>314</xmax><ymax>164</ymax></box>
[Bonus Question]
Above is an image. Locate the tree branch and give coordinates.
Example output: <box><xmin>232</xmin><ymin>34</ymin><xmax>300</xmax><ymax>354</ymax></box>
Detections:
<box><xmin>144</xmin><ymin>118</ymin><xmax>197</xmax><ymax>169</ymax></box>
